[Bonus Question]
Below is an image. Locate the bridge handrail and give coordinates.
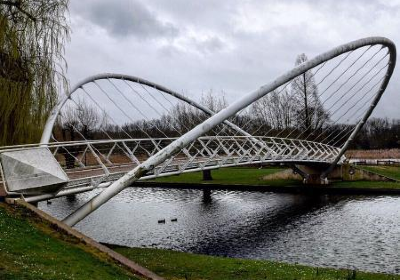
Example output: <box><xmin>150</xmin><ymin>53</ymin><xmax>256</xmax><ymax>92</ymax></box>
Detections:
<box><xmin>0</xmin><ymin>136</ymin><xmax>340</xmax><ymax>154</ymax></box>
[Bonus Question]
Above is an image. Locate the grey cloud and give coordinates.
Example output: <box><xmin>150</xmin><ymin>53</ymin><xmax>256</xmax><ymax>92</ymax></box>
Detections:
<box><xmin>193</xmin><ymin>36</ymin><xmax>226</xmax><ymax>54</ymax></box>
<box><xmin>66</xmin><ymin>0</ymin><xmax>400</xmax><ymax>119</ymax></box>
<box><xmin>71</xmin><ymin>0</ymin><xmax>179</xmax><ymax>39</ymax></box>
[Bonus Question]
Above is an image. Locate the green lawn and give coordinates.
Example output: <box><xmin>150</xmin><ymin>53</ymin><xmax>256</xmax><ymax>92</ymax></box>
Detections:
<box><xmin>359</xmin><ymin>165</ymin><xmax>400</xmax><ymax>181</ymax></box>
<box><xmin>0</xmin><ymin>203</ymin><xmax>139</xmax><ymax>280</ymax></box>
<box><xmin>114</xmin><ymin>246</ymin><xmax>400</xmax><ymax>280</ymax></box>
<box><xmin>153</xmin><ymin>166</ymin><xmax>302</xmax><ymax>186</ymax></box>
<box><xmin>153</xmin><ymin>166</ymin><xmax>400</xmax><ymax>190</ymax></box>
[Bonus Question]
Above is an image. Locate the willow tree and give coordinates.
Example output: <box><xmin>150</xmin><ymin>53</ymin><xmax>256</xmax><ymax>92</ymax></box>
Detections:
<box><xmin>0</xmin><ymin>0</ymin><xmax>69</xmax><ymax>145</ymax></box>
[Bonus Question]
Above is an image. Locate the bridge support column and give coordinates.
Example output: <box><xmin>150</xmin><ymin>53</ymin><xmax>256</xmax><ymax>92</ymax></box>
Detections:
<box><xmin>292</xmin><ymin>164</ymin><xmax>343</xmax><ymax>185</ymax></box>
<box><xmin>202</xmin><ymin>170</ymin><xmax>213</xmax><ymax>181</ymax></box>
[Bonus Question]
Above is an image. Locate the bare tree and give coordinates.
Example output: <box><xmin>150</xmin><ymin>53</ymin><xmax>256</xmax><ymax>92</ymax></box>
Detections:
<box><xmin>170</xmin><ymin>102</ymin><xmax>201</xmax><ymax>134</ymax></box>
<box><xmin>75</xmin><ymin>100</ymin><xmax>101</xmax><ymax>139</ymax></box>
<box><xmin>291</xmin><ymin>53</ymin><xmax>329</xmax><ymax>134</ymax></box>
<box><xmin>252</xmin><ymin>88</ymin><xmax>295</xmax><ymax>132</ymax></box>
<box><xmin>200</xmin><ymin>90</ymin><xmax>227</xmax><ymax>113</ymax></box>
<box><xmin>56</xmin><ymin>99</ymin><xmax>105</xmax><ymax>168</ymax></box>
<box><xmin>59</xmin><ymin>99</ymin><xmax>102</xmax><ymax>140</ymax></box>
<box><xmin>60</xmin><ymin>105</ymin><xmax>79</xmax><ymax>141</ymax></box>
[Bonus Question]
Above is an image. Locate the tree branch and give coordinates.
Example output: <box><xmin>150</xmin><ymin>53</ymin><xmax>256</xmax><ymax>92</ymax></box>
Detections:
<box><xmin>0</xmin><ymin>1</ymin><xmax>36</xmax><ymax>22</ymax></box>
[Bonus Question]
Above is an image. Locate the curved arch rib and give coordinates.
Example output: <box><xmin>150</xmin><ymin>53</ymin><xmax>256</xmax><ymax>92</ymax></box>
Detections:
<box><xmin>40</xmin><ymin>73</ymin><xmax>258</xmax><ymax>144</ymax></box>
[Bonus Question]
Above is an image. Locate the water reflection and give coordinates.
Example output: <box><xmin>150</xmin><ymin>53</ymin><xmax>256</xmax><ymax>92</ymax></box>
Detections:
<box><xmin>202</xmin><ymin>189</ymin><xmax>212</xmax><ymax>204</ymax></box>
<box><xmin>39</xmin><ymin>187</ymin><xmax>400</xmax><ymax>274</ymax></box>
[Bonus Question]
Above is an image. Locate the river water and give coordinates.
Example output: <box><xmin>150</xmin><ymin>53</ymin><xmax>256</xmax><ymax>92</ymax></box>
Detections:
<box><xmin>39</xmin><ymin>187</ymin><xmax>400</xmax><ymax>274</ymax></box>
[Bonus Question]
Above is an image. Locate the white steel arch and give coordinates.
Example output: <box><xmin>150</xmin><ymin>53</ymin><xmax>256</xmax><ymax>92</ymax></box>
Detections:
<box><xmin>62</xmin><ymin>36</ymin><xmax>396</xmax><ymax>226</ymax></box>
<box><xmin>40</xmin><ymin>73</ymin><xmax>257</xmax><ymax>144</ymax></box>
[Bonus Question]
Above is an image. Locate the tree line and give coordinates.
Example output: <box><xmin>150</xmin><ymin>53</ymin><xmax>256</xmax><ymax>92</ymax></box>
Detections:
<box><xmin>353</xmin><ymin>118</ymin><xmax>400</xmax><ymax>149</ymax></box>
<box><xmin>55</xmin><ymin>88</ymin><xmax>399</xmax><ymax>151</ymax></box>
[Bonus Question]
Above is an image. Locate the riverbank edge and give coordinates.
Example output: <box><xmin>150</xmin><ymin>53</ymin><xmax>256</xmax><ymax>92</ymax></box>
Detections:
<box><xmin>133</xmin><ymin>181</ymin><xmax>400</xmax><ymax>195</ymax></box>
<box><xmin>104</xmin><ymin>244</ymin><xmax>400</xmax><ymax>280</ymax></box>
<box><xmin>6</xmin><ymin>199</ymin><xmax>164</xmax><ymax>280</ymax></box>
<box><xmin>355</xmin><ymin>165</ymin><xmax>400</xmax><ymax>182</ymax></box>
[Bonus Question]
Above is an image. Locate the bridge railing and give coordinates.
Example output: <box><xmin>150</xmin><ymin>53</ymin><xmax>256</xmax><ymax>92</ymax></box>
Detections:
<box><xmin>51</xmin><ymin>136</ymin><xmax>340</xmax><ymax>179</ymax></box>
<box><xmin>0</xmin><ymin>136</ymin><xmax>341</xmax><ymax>200</ymax></box>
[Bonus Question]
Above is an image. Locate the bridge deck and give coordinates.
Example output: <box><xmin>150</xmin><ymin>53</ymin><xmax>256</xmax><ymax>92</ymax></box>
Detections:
<box><xmin>0</xmin><ymin>136</ymin><xmax>341</xmax><ymax>201</ymax></box>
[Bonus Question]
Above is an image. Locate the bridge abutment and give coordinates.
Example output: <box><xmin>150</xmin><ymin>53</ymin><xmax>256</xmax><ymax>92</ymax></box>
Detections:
<box><xmin>292</xmin><ymin>164</ymin><xmax>343</xmax><ymax>185</ymax></box>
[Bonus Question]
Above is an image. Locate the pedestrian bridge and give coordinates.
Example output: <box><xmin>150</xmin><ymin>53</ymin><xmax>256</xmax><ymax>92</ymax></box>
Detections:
<box><xmin>0</xmin><ymin>37</ymin><xmax>396</xmax><ymax>226</ymax></box>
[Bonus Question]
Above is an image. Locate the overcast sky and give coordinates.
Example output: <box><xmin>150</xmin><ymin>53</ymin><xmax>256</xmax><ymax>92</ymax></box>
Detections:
<box><xmin>66</xmin><ymin>0</ymin><xmax>400</xmax><ymax>119</ymax></box>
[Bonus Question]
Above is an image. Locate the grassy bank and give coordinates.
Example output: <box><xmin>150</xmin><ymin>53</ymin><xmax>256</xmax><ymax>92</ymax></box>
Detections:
<box><xmin>113</xmin><ymin>246</ymin><xmax>399</xmax><ymax>280</ymax></box>
<box><xmin>152</xmin><ymin>166</ymin><xmax>400</xmax><ymax>189</ymax></box>
<box><xmin>0</xmin><ymin>203</ymin><xmax>139</xmax><ymax>280</ymax></box>
<box><xmin>153</xmin><ymin>167</ymin><xmax>302</xmax><ymax>186</ymax></box>
<box><xmin>358</xmin><ymin>165</ymin><xmax>400</xmax><ymax>181</ymax></box>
